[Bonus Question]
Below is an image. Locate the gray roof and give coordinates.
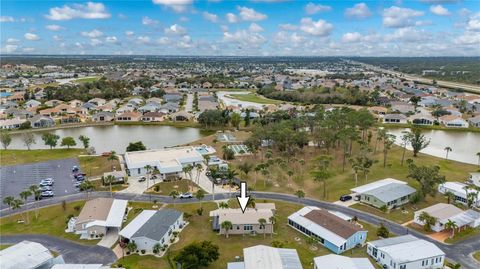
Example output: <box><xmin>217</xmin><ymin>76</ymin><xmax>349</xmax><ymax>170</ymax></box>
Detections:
<box><xmin>132</xmin><ymin>209</ymin><xmax>182</xmax><ymax>241</ymax></box>
<box><xmin>363</xmin><ymin>183</ymin><xmax>416</xmax><ymax>203</ymax></box>
<box><xmin>368</xmin><ymin>234</ymin><xmax>418</xmax><ymax>248</ymax></box>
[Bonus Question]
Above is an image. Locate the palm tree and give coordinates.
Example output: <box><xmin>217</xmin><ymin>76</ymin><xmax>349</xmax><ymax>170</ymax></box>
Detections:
<box><xmin>19</xmin><ymin>190</ymin><xmax>32</xmax><ymax>223</ymax></box>
<box><xmin>444</xmin><ymin>191</ymin><xmax>455</xmax><ymax>204</ymax></box>
<box><xmin>218</xmin><ymin>201</ymin><xmax>229</xmax><ymax>209</ymax></box>
<box><xmin>170</xmin><ymin>190</ymin><xmax>179</xmax><ymax>208</ymax></box>
<box><xmin>221</xmin><ymin>220</ymin><xmax>233</xmax><ymax>238</ymax></box>
<box><xmin>287</xmin><ymin>170</ymin><xmax>294</xmax><ymax>186</ymax></box>
<box><xmin>11</xmin><ymin>199</ymin><xmax>24</xmax><ymax>221</ymax></box>
<box><xmin>182</xmin><ymin>164</ymin><xmax>194</xmax><ymax>191</ymax></box>
<box><xmin>29</xmin><ymin>185</ymin><xmax>41</xmax><ymax>219</ymax></box>
<box><xmin>294</xmin><ymin>190</ymin><xmax>305</xmax><ymax>202</ymax></box>
<box><xmin>225</xmin><ymin>168</ymin><xmax>238</xmax><ymax>192</ymax></box>
<box><xmin>152</xmin><ymin>243</ymin><xmax>162</xmax><ymax>255</ymax></box>
<box><xmin>444</xmin><ymin>219</ymin><xmax>458</xmax><ymax>239</ymax></box>
<box><xmin>417</xmin><ymin>211</ymin><xmax>437</xmax><ymax>232</ymax></box>
<box><xmin>476</xmin><ymin>152</ymin><xmax>480</xmax><ymax>166</ymax></box>
<box><xmin>269</xmin><ymin>215</ymin><xmax>276</xmax><ymax>237</ymax></box>
<box><xmin>349</xmin><ymin>157</ymin><xmax>362</xmax><ymax>186</ymax></box>
<box><xmin>195</xmin><ymin>189</ymin><xmax>205</xmax><ymax>209</ymax></box>
<box><xmin>107</xmin><ymin>151</ymin><xmax>118</xmax><ymax>170</ymax></box>
<box><xmin>80</xmin><ymin>180</ymin><xmax>94</xmax><ymax>199</ymax></box>
<box><xmin>444</xmin><ymin>146</ymin><xmax>452</xmax><ymax>160</ymax></box>
<box><xmin>261</xmin><ymin>167</ymin><xmax>269</xmax><ymax>188</ymax></box>
<box><xmin>264</xmin><ymin>149</ymin><xmax>273</xmax><ymax>161</ymax></box>
<box><xmin>254</xmin><ymin>164</ymin><xmax>263</xmax><ymax>187</ymax></box>
<box><xmin>258</xmin><ymin>218</ymin><xmax>267</xmax><ymax>238</ymax></box>
<box><xmin>246</xmin><ymin>196</ymin><xmax>256</xmax><ymax>208</ymax></box>
<box><xmin>298</xmin><ymin>159</ymin><xmax>305</xmax><ymax>175</ymax></box>
<box><xmin>3</xmin><ymin>196</ymin><xmax>14</xmax><ymax>210</ymax></box>
<box><xmin>104</xmin><ymin>175</ymin><xmax>116</xmax><ymax>197</ymax></box>
<box><xmin>195</xmin><ymin>163</ymin><xmax>203</xmax><ymax>184</ymax></box>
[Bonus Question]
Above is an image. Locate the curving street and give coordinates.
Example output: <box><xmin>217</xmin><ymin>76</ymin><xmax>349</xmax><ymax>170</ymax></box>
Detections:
<box><xmin>1</xmin><ymin>191</ymin><xmax>479</xmax><ymax>269</ymax></box>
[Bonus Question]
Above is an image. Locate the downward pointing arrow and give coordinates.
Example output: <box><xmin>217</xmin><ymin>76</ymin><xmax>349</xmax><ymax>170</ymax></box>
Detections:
<box><xmin>236</xmin><ymin>181</ymin><xmax>250</xmax><ymax>213</ymax></box>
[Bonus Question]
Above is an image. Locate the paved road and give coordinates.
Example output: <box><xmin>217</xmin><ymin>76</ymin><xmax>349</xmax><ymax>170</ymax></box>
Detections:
<box><xmin>0</xmin><ymin>234</ymin><xmax>117</xmax><ymax>265</ymax></box>
<box><xmin>1</xmin><ymin>191</ymin><xmax>479</xmax><ymax>269</ymax></box>
<box><xmin>184</xmin><ymin>93</ymin><xmax>193</xmax><ymax>112</ymax></box>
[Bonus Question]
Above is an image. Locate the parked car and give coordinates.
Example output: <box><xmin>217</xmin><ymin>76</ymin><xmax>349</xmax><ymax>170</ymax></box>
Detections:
<box><xmin>339</xmin><ymin>195</ymin><xmax>352</xmax><ymax>202</ymax></box>
<box><xmin>76</xmin><ymin>175</ymin><xmax>85</xmax><ymax>181</ymax></box>
<box><xmin>74</xmin><ymin>173</ymin><xmax>86</xmax><ymax>179</ymax></box>
<box><xmin>151</xmin><ymin>175</ymin><xmax>158</xmax><ymax>180</ymax></box>
<box><xmin>138</xmin><ymin>176</ymin><xmax>147</xmax><ymax>182</ymax></box>
<box><xmin>72</xmin><ymin>166</ymin><xmax>79</xmax><ymax>173</ymax></box>
<box><xmin>40</xmin><ymin>186</ymin><xmax>53</xmax><ymax>191</ymax></box>
<box><xmin>74</xmin><ymin>181</ymin><xmax>82</xmax><ymax>188</ymax></box>
<box><xmin>179</xmin><ymin>192</ymin><xmax>193</xmax><ymax>199</ymax></box>
<box><xmin>39</xmin><ymin>179</ymin><xmax>54</xmax><ymax>186</ymax></box>
<box><xmin>41</xmin><ymin>191</ymin><xmax>54</xmax><ymax>197</ymax></box>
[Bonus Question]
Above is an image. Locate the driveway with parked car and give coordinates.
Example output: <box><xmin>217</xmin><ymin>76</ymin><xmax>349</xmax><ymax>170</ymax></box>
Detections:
<box><xmin>0</xmin><ymin>158</ymin><xmax>81</xmax><ymax>208</ymax></box>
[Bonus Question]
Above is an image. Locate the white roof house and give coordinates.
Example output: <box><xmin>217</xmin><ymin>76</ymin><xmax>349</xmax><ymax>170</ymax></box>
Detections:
<box><xmin>227</xmin><ymin>245</ymin><xmax>303</xmax><ymax>269</ymax></box>
<box><xmin>0</xmin><ymin>240</ymin><xmax>65</xmax><ymax>269</ymax></box>
<box><xmin>468</xmin><ymin>172</ymin><xmax>480</xmax><ymax>187</ymax></box>
<box><xmin>313</xmin><ymin>254</ymin><xmax>374</xmax><ymax>269</ymax></box>
<box><xmin>414</xmin><ymin>203</ymin><xmax>463</xmax><ymax>232</ymax></box>
<box><xmin>51</xmin><ymin>265</ymin><xmax>114</xmax><ymax>269</ymax></box>
<box><xmin>438</xmin><ymin>182</ymin><xmax>480</xmax><ymax>207</ymax></box>
<box><xmin>367</xmin><ymin>235</ymin><xmax>445</xmax><ymax>269</ymax></box>
<box><xmin>351</xmin><ymin>178</ymin><xmax>407</xmax><ymax>194</ymax></box>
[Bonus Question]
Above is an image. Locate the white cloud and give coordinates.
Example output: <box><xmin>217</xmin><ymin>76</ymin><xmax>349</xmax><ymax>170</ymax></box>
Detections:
<box><xmin>304</xmin><ymin>3</ymin><xmax>331</xmax><ymax>15</ymax></box>
<box><xmin>226</xmin><ymin>13</ymin><xmax>238</xmax><ymax>23</ymax></box>
<box><xmin>53</xmin><ymin>35</ymin><xmax>62</xmax><ymax>41</ymax></box>
<box><xmin>466</xmin><ymin>15</ymin><xmax>480</xmax><ymax>31</ymax></box>
<box><xmin>152</xmin><ymin>0</ymin><xmax>193</xmax><ymax>13</ymax></box>
<box><xmin>455</xmin><ymin>32</ymin><xmax>480</xmax><ymax>45</ymax></box>
<box><xmin>177</xmin><ymin>35</ymin><xmax>194</xmax><ymax>48</ymax></box>
<box><xmin>420</xmin><ymin>0</ymin><xmax>460</xmax><ymax>3</ymax></box>
<box><xmin>105</xmin><ymin>36</ymin><xmax>119</xmax><ymax>44</ymax></box>
<box><xmin>165</xmin><ymin>24</ymin><xmax>187</xmax><ymax>35</ymax></box>
<box><xmin>142</xmin><ymin>16</ymin><xmax>159</xmax><ymax>26</ymax></box>
<box><xmin>45</xmin><ymin>2</ymin><xmax>110</xmax><ymax>20</ymax></box>
<box><xmin>203</xmin><ymin>12</ymin><xmax>218</xmax><ymax>23</ymax></box>
<box><xmin>81</xmin><ymin>29</ymin><xmax>103</xmax><ymax>38</ymax></box>
<box><xmin>345</xmin><ymin>3</ymin><xmax>372</xmax><ymax>19</ymax></box>
<box><xmin>46</xmin><ymin>24</ymin><xmax>65</xmax><ymax>31</ymax></box>
<box><xmin>0</xmin><ymin>16</ymin><xmax>15</xmax><ymax>22</ymax></box>
<box><xmin>6</xmin><ymin>38</ymin><xmax>19</xmax><ymax>44</ymax></box>
<box><xmin>137</xmin><ymin>36</ymin><xmax>151</xmax><ymax>45</ymax></box>
<box><xmin>2</xmin><ymin>44</ymin><xmax>18</xmax><ymax>53</ymax></box>
<box><xmin>342</xmin><ymin>32</ymin><xmax>362</xmax><ymax>43</ymax></box>
<box><xmin>223</xmin><ymin>29</ymin><xmax>267</xmax><ymax>47</ymax></box>
<box><xmin>279</xmin><ymin>23</ymin><xmax>297</xmax><ymax>31</ymax></box>
<box><xmin>430</xmin><ymin>5</ymin><xmax>450</xmax><ymax>16</ymax></box>
<box><xmin>90</xmin><ymin>38</ymin><xmax>103</xmax><ymax>46</ymax></box>
<box><xmin>386</xmin><ymin>27</ymin><xmax>431</xmax><ymax>43</ymax></box>
<box><xmin>157</xmin><ymin>37</ymin><xmax>171</xmax><ymax>45</ymax></box>
<box><xmin>238</xmin><ymin>6</ymin><xmax>267</xmax><ymax>21</ymax></box>
<box><xmin>24</xmin><ymin>33</ymin><xmax>40</xmax><ymax>41</ymax></box>
<box><xmin>299</xmin><ymin>18</ymin><xmax>333</xmax><ymax>37</ymax></box>
<box><xmin>249</xmin><ymin>23</ymin><xmax>264</xmax><ymax>32</ymax></box>
<box><xmin>23</xmin><ymin>47</ymin><xmax>35</xmax><ymax>53</ymax></box>
<box><xmin>383</xmin><ymin>6</ymin><xmax>424</xmax><ymax>28</ymax></box>
<box><xmin>125</xmin><ymin>31</ymin><xmax>135</xmax><ymax>36</ymax></box>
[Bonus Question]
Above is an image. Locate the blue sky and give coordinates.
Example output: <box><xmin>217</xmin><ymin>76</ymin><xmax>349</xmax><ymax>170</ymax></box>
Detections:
<box><xmin>1</xmin><ymin>0</ymin><xmax>479</xmax><ymax>56</ymax></box>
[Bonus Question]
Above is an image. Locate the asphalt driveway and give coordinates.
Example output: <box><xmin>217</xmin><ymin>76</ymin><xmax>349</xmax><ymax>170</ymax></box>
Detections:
<box><xmin>0</xmin><ymin>158</ymin><xmax>80</xmax><ymax>207</ymax></box>
<box><xmin>0</xmin><ymin>234</ymin><xmax>117</xmax><ymax>265</ymax></box>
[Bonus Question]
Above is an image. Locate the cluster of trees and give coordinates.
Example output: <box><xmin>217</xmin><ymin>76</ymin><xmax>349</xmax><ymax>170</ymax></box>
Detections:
<box><xmin>173</xmin><ymin>241</ymin><xmax>219</xmax><ymax>269</ymax></box>
<box><xmin>126</xmin><ymin>141</ymin><xmax>146</xmax><ymax>152</ymax></box>
<box><xmin>0</xmin><ymin>131</ymin><xmax>91</xmax><ymax>150</ymax></box>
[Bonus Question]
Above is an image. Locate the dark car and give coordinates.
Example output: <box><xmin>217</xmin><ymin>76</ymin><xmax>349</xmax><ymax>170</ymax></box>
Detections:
<box><xmin>339</xmin><ymin>195</ymin><xmax>352</xmax><ymax>202</ymax></box>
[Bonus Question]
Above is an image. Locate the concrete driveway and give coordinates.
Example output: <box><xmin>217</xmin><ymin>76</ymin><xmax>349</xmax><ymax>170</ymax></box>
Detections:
<box><xmin>332</xmin><ymin>193</ymin><xmax>359</xmax><ymax>207</ymax></box>
<box><xmin>119</xmin><ymin>176</ymin><xmax>149</xmax><ymax>194</ymax></box>
<box><xmin>0</xmin><ymin>234</ymin><xmax>117</xmax><ymax>265</ymax></box>
<box><xmin>97</xmin><ymin>229</ymin><xmax>118</xmax><ymax>248</ymax></box>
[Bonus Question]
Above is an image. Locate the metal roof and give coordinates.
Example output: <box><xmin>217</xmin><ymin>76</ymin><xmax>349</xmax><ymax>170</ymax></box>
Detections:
<box><xmin>120</xmin><ymin>209</ymin><xmax>182</xmax><ymax>242</ymax></box>
<box><xmin>363</xmin><ymin>183</ymin><xmax>416</xmax><ymax>203</ymax></box>
<box><xmin>313</xmin><ymin>254</ymin><xmax>374</xmax><ymax>269</ymax></box>
<box><xmin>0</xmin><ymin>241</ymin><xmax>54</xmax><ymax>269</ymax></box>
<box><xmin>351</xmin><ymin>178</ymin><xmax>407</xmax><ymax>194</ymax></box>
<box><xmin>243</xmin><ymin>245</ymin><xmax>303</xmax><ymax>269</ymax></box>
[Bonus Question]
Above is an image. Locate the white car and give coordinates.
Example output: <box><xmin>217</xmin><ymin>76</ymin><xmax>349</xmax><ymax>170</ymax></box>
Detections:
<box><xmin>41</xmin><ymin>191</ymin><xmax>54</xmax><ymax>197</ymax></box>
<box><xmin>179</xmin><ymin>192</ymin><xmax>193</xmax><ymax>199</ymax></box>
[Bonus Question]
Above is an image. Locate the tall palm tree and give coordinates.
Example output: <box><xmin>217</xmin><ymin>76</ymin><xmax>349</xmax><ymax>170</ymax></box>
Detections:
<box><xmin>444</xmin><ymin>219</ymin><xmax>458</xmax><ymax>239</ymax></box>
<box><xmin>225</xmin><ymin>168</ymin><xmax>238</xmax><ymax>192</ymax></box>
<box><xmin>19</xmin><ymin>190</ymin><xmax>32</xmax><ymax>223</ymax></box>
<box><xmin>444</xmin><ymin>147</ymin><xmax>452</xmax><ymax>160</ymax></box>
<box><xmin>254</xmin><ymin>164</ymin><xmax>263</xmax><ymax>187</ymax></box>
<box><xmin>444</xmin><ymin>191</ymin><xmax>455</xmax><ymax>204</ymax></box>
<box><xmin>11</xmin><ymin>199</ymin><xmax>24</xmax><ymax>221</ymax></box>
<box><xmin>104</xmin><ymin>175</ymin><xmax>116</xmax><ymax>197</ymax></box>
<box><xmin>476</xmin><ymin>152</ymin><xmax>480</xmax><ymax>166</ymax></box>
<box><xmin>238</xmin><ymin>162</ymin><xmax>253</xmax><ymax>181</ymax></box>
<box><xmin>195</xmin><ymin>163</ymin><xmax>203</xmax><ymax>184</ymax></box>
<box><xmin>28</xmin><ymin>185</ymin><xmax>41</xmax><ymax>219</ymax></box>
<box><xmin>258</xmin><ymin>218</ymin><xmax>267</xmax><ymax>238</ymax></box>
<box><xmin>80</xmin><ymin>180</ymin><xmax>94</xmax><ymax>200</ymax></box>
<box><xmin>107</xmin><ymin>150</ymin><xmax>118</xmax><ymax>170</ymax></box>
<box><xmin>195</xmin><ymin>189</ymin><xmax>205</xmax><ymax>209</ymax></box>
<box><xmin>417</xmin><ymin>211</ymin><xmax>437</xmax><ymax>232</ymax></box>
<box><xmin>3</xmin><ymin>196</ymin><xmax>14</xmax><ymax>210</ymax></box>
<box><xmin>269</xmin><ymin>215</ymin><xmax>276</xmax><ymax>237</ymax></box>
<box><xmin>144</xmin><ymin>164</ymin><xmax>152</xmax><ymax>190</ymax></box>
<box><xmin>221</xmin><ymin>220</ymin><xmax>233</xmax><ymax>238</ymax></box>
<box><xmin>287</xmin><ymin>170</ymin><xmax>294</xmax><ymax>187</ymax></box>
<box><xmin>170</xmin><ymin>190</ymin><xmax>179</xmax><ymax>208</ymax></box>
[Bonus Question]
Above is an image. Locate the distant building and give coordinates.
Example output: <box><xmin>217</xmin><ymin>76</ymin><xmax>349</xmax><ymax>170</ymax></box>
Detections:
<box><xmin>0</xmin><ymin>240</ymin><xmax>65</xmax><ymax>269</ymax></box>
<box><xmin>383</xmin><ymin>114</ymin><xmax>407</xmax><ymax>124</ymax></box>
<box><xmin>313</xmin><ymin>254</ymin><xmax>374</xmax><ymax>269</ymax></box>
<box><xmin>227</xmin><ymin>245</ymin><xmax>303</xmax><ymax>269</ymax></box>
<box><xmin>414</xmin><ymin>203</ymin><xmax>480</xmax><ymax>232</ymax></box>
<box><xmin>351</xmin><ymin>178</ymin><xmax>416</xmax><ymax>209</ymax></box>
<box><xmin>439</xmin><ymin>115</ymin><xmax>469</xmax><ymax>128</ymax></box>
<box><xmin>438</xmin><ymin>182</ymin><xmax>480</xmax><ymax>207</ymax></box>
<box><xmin>367</xmin><ymin>235</ymin><xmax>445</xmax><ymax>269</ymax></box>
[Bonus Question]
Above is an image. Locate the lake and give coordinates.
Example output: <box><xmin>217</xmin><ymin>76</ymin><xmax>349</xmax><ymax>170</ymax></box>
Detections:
<box><xmin>388</xmin><ymin>128</ymin><xmax>480</xmax><ymax>165</ymax></box>
<box><xmin>9</xmin><ymin>125</ymin><xmax>209</xmax><ymax>153</ymax></box>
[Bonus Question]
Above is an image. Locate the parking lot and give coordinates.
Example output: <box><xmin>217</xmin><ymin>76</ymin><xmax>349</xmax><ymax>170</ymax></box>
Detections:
<box><xmin>0</xmin><ymin>158</ymin><xmax>81</xmax><ymax>207</ymax></box>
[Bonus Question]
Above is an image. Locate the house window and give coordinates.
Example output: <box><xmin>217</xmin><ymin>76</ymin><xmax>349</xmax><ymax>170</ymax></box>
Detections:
<box><xmin>400</xmin><ymin>265</ymin><xmax>406</xmax><ymax>269</ymax></box>
<box><xmin>138</xmin><ymin>168</ymin><xmax>141</xmax><ymax>174</ymax></box>
<box><xmin>244</xmin><ymin>225</ymin><xmax>253</xmax><ymax>231</ymax></box>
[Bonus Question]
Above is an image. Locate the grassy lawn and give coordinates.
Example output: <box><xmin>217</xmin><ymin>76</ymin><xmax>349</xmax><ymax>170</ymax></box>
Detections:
<box><xmin>444</xmin><ymin>227</ymin><xmax>480</xmax><ymax>244</ymax></box>
<box><xmin>74</xmin><ymin>76</ymin><xmax>101</xmax><ymax>83</ymax></box>
<box><xmin>0</xmin><ymin>245</ymin><xmax>12</xmax><ymax>250</ymax></box>
<box><xmin>228</xmin><ymin>93</ymin><xmax>282</xmax><ymax>104</ymax></box>
<box><xmin>0</xmin><ymin>149</ymin><xmax>84</xmax><ymax>166</ymax></box>
<box><xmin>473</xmin><ymin>251</ymin><xmax>480</xmax><ymax>262</ymax></box>
<box><xmin>114</xmin><ymin>199</ymin><xmax>385</xmax><ymax>269</ymax></box>
<box><xmin>79</xmin><ymin>155</ymin><xmax>121</xmax><ymax>177</ymax></box>
<box><xmin>0</xmin><ymin>201</ymin><xmax>99</xmax><ymax>245</ymax></box>
<box><xmin>144</xmin><ymin>179</ymin><xmax>201</xmax><ymax>195</ymax></box>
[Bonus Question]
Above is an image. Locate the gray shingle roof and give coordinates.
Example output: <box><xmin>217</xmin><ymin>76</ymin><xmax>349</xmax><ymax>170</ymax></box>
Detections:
<box><xmin>132</xmin><ymin>209</ymin><xmax>182</xmax><ymax>241</ymax></box>
<box><xmin>363</xmin><ymin>183</ymin><xmax>416</xmax><ymax>203</ymax></box>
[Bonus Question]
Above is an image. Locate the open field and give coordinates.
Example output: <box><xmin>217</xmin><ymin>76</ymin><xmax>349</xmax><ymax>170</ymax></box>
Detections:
<box><xmin>0</xmin><ymin>200</ymin><xmax>99</xmax><ymax>245</ymax></box>
<box><xmin>79</xmin><ymin>156</ymin><xmax>121</xmax><ymax>177</ymax></box>
<box><xmin>0</xmin><ymin>149</ymin><xmax>84</xmax><ymax>166</ymax></box>
<box><xmin>228</xmin><ymin>93</ymin><xmax>282</xmax><ymax>104</ymax></box>
<box><xmin>114</xmin><ymin>199</ymin><xmax>384</xmax><ymax>269</ymax></box>
<box><xmin>73</xmin><ymin>76</ymin><xmax>101</xmax><ymax>83</ymax></box>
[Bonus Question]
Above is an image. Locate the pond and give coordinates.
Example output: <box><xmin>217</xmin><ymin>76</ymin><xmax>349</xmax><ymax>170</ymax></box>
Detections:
<box><xmin>9</xmin><ymin>125</ymin><xmax>210</xmax><ymax>154</ymax></box>
<box><xmin>388</xmin><ymin>128</ymin><xmax>480</xmax><ymax>165</ymax></box>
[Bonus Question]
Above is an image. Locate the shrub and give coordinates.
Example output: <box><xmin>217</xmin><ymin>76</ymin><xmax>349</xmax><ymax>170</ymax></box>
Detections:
<box><xmin>74</xmin><ymin>205</ymin><xmax>81</xmax><ymax>211</ymax></box>
<box><xmin>141</xmin><ymin>249</ymin><xmax>146</xmax><ymax>254</ymax></box>
<box><xmin>196</xmin><ymin>207</ymin><xmax>204</xmax><ymax>216</ymax></box>
<box><xmin>154</xmin><ymin>186</ymin><xmax>160</xmax><ymax>192</ymax></box>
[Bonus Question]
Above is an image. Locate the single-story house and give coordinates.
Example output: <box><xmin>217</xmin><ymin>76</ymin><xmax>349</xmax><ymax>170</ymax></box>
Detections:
<box><xmin>414</xmin><ymin>203</ymin><xmax>480</xmax><ymax>232</ymax></box>
<box><xmin>468</xmin><ymin>116</ymin><xmax>480</xmax><ymax>128</ymax></box>
<box><xmin>124</xmin><ymin>146</ymin><xmax>204</xmax><ymax>177</ymax></box>
<box><xmin>0</xmin><ymin>240</ymin><xmax>65</xmax><ymax>269</ymax></box>
<box><xmin>408</xmin><ymin>114</ymin><xmax>435</xmax><ymax>125</ymax></box>
<box><xmin>171</xmin><ymin>111</ymin><xmax>193</xmax><ymax>121</ymax></box>
<box><xmin>367</xmin><ymin>106</ymin><xmax>388</xmax><ymax>116</ymax></box>
<box><xmin>439</xmin><ymin>115</ymin><xmax>469</xmax><ymax>128</ymax></box>
<box><xmin>0</xmin><ymin>118</ymin><xmax>26</xmax><ymax>129</ymax></box>
<box><xmin>68</xmin><ymin>198</ymin><xmax>128</xmax><ymax>239</ymax></box>
<box><xmin>28</xmin><ymin>115</ymin><xmax>55</xmax><ymax>128</ymax></box>
<box><xmin>141</xmin><ymin>112</ymin><xmax>166</xmax><ymax>122</ymax></box>
<box><xmin>51</xmin><ymin>265</ymin><xmax>118</xmax><ymax>269</ymax></box>
<box><xmin>227</xmin><ymin>245</ymin><xmax>303</xmax><ymax>269</ymax></box>
<box><xmin>468</xmin><ymin>172</ymin><xmax>480</xmax><ymax>187</ymax></box>
<box><xmin>88</xmin><ymin>98</ymin><xmax>106</xmax><ymax>106</ymax></box>
<box><xmin>119</xmin><ymin>209</ymin><xmax>184</xmax><ymax>252</ymax></box>
<box><xmin>313</xmin><ymin>254</ymin><xmax>374</xmax><ymax>269</ymax></box>
<box><xmin>367</xmin><ymin>235</ymin><xmax>445</xmax><ymax>269</ymax></box>
<box><xmin>92</xmin><ymin>111</ymin><xmax>115</xmax><ymax>122</ymax></box>
<box><xmin>25</xmin><ymin>99</ymin><xmax>41</xmax><ymax>108</ymax></box>
<box><xmin>383</xmin><ymin>114</ymin><xmax>407</xmax><ymax>124</ymax></box>
<box><xmin>116</xmin><ymin>111</ymin><xmax>141</xmax><ymax>122</ymax></box>
<box><xmin>351</xmin><ymin>178</ymin><xmax>416</xmax><ymax>209</ymax></box>
<box><xmin>438</xmin><ymin>182</ymin><xmax>480</xmax><ymax>207</ymax></box>
<box><xmin>288</xmin><ymin>206</ymin><xmax>367</xmax><ymax>254</ymax></box>
<box><xmin>210</xmin><ymin>203</ymin><xmax>276</xmax><ymax>236</ymax></box>
<box><xmin>103</xmin><ymin>170</ymin><xmax>127</xmax><ymax>184</ymax></box>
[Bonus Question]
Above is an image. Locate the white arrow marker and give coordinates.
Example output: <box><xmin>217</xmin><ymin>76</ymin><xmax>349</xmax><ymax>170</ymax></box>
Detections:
<box><xmin>237</xmin><ymin>181</ymin><xmax>250</xmax><ymax>213</ymax></box>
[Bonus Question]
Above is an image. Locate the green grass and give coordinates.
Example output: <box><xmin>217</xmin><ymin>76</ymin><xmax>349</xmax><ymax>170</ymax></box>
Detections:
<box><xmin>1</xmin><ymin>149</ymin><xmax>84</xmax><ymax>166</ymax></box>
<box><xmin>444</xmin><ymin>227</ymin><xmax>480</xmax><ymax>244</ymax></box>
<box><xmin>228</xmin><ymin>93</ymin><xmax>282</xmax><ymax>104</ymax></box>
<box><xmin>0</xmin><ymin>201</ymin><xmax>99</xmax><ymax>245</ymax></box>
<box><xmin>79</xmin><ymin>155</ymin><xmax>121</xmax><ymax>177</ymax></box>
<box><xmin>114</xmin><ymin>199</ymin><xmax>385</xmax><ymax>269</ymax></box>
<box><xmin>473</xmin><ymin>251</ymin><xmax>480</xmax><ymax>262</ymax></box>
<box><xmin>0</xmin><ymin>245</ymin><xmax>12</xmax><ymax>250</ymax></box>
<box><xmin>74</xmin><ymin>76</ymin><xmax>101</xmax><ymax>83</ymax></box>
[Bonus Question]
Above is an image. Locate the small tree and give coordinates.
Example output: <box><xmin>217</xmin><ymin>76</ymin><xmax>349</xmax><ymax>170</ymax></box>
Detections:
<box><xmin>126</xmin><ymin>141</ymin><xmax>146</xmax><ymax>152</ymax></box>
<box><xmin>78</xmin><ymin>135</ymin><xmax>90</xmax><ymax>149</ymax></box>
<box><xmin>104</xmin><ymin>175</ymin><xmax>116</xmax><ymax>197</ymax></box>
<box><xmin>221</xmin><ymin>220</ymin><xmax>233</xmax><ymax>238</ymax></box>
<box><xmin>152</xmin><ymin>243</ymin><xmax>161</xmax><ymax>254</ymax></box>
<box><xmin>2</xmin><ymin>196</ymin><xmax>14</xmax><ymax>210</ymax></box>
<box><xmin>258</xmin><ymin>218</ymin><xmax>267</xmax><ymax>238</ymax></box>
<box><xmin>127</xmin><ymin>241</ymin><xmax>137</xmax><ymax>253</ymax></box>
<box><xmin>80</xmin><ymin>180</ymin><xmax>94</xmax><ymax>199</ymax></box>
<box><xmin>444</xmin><ymin>219</ymin><xmax>458</xmax><ymax>239</ymax></box>
<box><xmin>29</xmin><ymin>185</ymin><xmax>41</xmax><ymax>219</ymax></box>
<box><xmin>405</xmin><ymin>129</ymin><xmax>430</xmax><ymax>157</ymax></box>
<box><xmin>61</xmin><ymin>136</ymin><xmax>77</xmax><ymax>149</ymax></box>
<box><xmin>196</xmin><ymin>189</ymin><xmax>205</xmax><ymax>210</ymax></box>
<box><xmin>0</xmin><ymin>130</ymin><xmax>12</xmax><ymax>150</ymax></box>
<box><xmin>444</xmin><ymin>146</ymin><xmax>452</xmax><ymax>160</ymax></box>
<box><xmin>376</xmin><ymin>223</ymin><xmax>390</xmax><ymax>238</ymax></box>
<box><xmin>218</xmin><ymin>201</ymin><xmax>229</xmax><ymax>209</ymax></box>
<box><xmin>170</xmin><ymin>190</ymin><xmax>179</xmax><ymax>208</ymax></box>
<box><xmin>41</xmin><ymin>133</ymin><xmax>60</xmax><ymax>149</ymax></box>
<box><xmin>417</xmin><ymin>211</ymin><xmax>437</xmax><ymax>232</ymax></box>
<box><xmin>295</xmin><ymin>190</ymin><xmax>305</xmax><ymax>201</ymax></box>
<box><xmin>22</xmin><ymin>132</ymin><xmax>36</xmax><ymax>150</ymax></box>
